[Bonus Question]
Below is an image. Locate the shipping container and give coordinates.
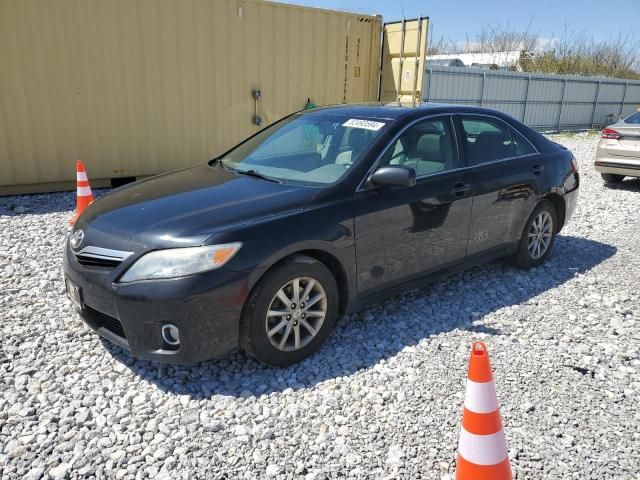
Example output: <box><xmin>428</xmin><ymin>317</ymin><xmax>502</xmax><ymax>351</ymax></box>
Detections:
<box><xmin>0</xmin><ymin>0</ymin><xmax>383</xmax><ymax>195</ymax></box>
<box><xmin>379</xmin><ymin>18</ymin><xmax>430</xmax><ymax>104</ymax></box>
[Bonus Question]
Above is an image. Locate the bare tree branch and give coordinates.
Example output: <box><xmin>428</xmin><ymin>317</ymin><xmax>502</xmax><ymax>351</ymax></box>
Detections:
<box><xmin>426</xmin><ymin>21</ymin><xmax>640</xmax><ymax>80</ymax></box>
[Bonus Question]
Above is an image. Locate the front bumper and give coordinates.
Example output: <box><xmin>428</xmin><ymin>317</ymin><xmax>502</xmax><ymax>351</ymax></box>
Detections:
<box><xmin>63</xmin><ymin>242</ymin><xmax>251</xmax><ymax>364</ymax></box>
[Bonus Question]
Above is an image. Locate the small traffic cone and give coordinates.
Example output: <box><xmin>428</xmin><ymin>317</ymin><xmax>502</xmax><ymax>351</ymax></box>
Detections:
<box><xmin>70</xmin><ymin>160</ymin><xmax>94</xmax><ymax>225</ymax></box>
<box><xmin>455</xmin><ymin>341</ymin><xmax>512</xmax><ymax>480</ymax></box>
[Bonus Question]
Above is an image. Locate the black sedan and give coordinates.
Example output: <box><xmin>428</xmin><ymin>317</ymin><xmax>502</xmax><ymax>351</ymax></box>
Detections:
<box><xmin>64</xmin><ymin>104</ymin><xmax>579</xmax><ymax>366</ymax></box>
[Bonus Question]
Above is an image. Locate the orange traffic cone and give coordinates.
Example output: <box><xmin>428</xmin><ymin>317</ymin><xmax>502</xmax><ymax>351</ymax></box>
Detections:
<box><xmin>70</xmin><ymin>160</ymin><xmax>94</xmax><ymax>225</ymax></box>
<box><xmin>455</xmin><ymin>341</ymin><xmax>512</xmax><ymax>480</ymax></box>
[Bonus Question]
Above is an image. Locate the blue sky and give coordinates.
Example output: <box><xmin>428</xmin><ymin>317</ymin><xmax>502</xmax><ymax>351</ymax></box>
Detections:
<box><xmin>278</xmin><ymin>0</ymin><xmax>639</xmax><ymax>45</ymax></box>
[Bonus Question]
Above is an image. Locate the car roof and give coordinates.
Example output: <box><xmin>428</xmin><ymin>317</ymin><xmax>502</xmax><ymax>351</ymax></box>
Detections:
<box><xmin>301</xmin><ymin>102</ymin><xmax>508</xmax><ymax>121</ymax></box>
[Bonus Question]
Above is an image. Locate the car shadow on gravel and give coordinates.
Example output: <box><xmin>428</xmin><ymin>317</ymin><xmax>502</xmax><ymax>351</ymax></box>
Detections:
<box><xmin>102</xmin><ymin>235</ymin><xmax>616</xmax><ymax>398</ymax></box>
<box><xmin>603</xmin><ymin>177</ymin><xmax>640</xmax><ymax>192</ymax></box>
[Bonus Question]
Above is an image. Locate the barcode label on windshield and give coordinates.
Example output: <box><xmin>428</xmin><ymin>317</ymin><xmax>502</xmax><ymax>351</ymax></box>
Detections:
<box><xmin>342</xmin><ymin>119</ymin><xmax>386</xmax><ymax>131</ymax></box>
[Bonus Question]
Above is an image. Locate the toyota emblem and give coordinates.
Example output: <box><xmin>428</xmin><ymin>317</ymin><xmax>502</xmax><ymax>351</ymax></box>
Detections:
<box><xmin>70</xmin><ymin>229</ymin><xmax>84</xmax><ymax>250</ymax></box>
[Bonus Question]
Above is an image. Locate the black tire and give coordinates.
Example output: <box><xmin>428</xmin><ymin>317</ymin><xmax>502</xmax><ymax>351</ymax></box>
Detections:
<box><xmin>601</xmin><ymin>173</ymin><xmax>624</xmax><ymax>183</ymax></box>
<box><xmin>510</xmin><ymin>200</ymin><xmax>558</xmax><ymax>270</ymax></box>
<box><xmin>240</xmin><ymin>254</ymin><xmax>339</xmax><ymax>367</ymax></box>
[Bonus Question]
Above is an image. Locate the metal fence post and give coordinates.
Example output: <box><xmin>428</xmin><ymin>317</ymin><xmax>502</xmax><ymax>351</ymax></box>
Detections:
<box><xmin>522</xmin><ymin>74</ymin><xmax>531</xmax><ymax>124</ymax></box>
<box><xmin>556</xmin><ymin>78</ymin><xmax>566</xmax><ymax>132</ymax></box>
<box><xmin>620</xmin><ymin>82</ymin><xmax>628</xmax><ymax>117</ymax></box>
<box><xmin>426</xmin><ymin>68</ymin><xmax>432</xmax><ymax>102</ymax></box>
<box><xmin>480</xmin><ymin>72</ymin><xmax>486</xmax><ymax>107</ymax></box>
<box><xmin>590</xmin><ymin>80</ymin><xmax>601</xmax><ymax>129</ymax></box>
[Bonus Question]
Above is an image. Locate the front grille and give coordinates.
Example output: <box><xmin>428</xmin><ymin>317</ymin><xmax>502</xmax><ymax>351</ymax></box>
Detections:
<box><xmin>72</xmin><ymin>245</ymin><xmax>132</xmax><ymax>269</ymax></box>
<box><xmin>85</xmin><ymin>306</ymin><xmax>126</xmax><ymax>339</ymax></box>
<box><xmin>75</xmin><ymin>254</ymin><xmax>122</xmax><ymax>268</ymax></box>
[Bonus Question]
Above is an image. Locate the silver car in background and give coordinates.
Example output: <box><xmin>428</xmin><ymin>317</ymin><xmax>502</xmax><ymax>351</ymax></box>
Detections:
<box><xmin>596</xmin><ymin>111</ymin><xmax>640</xmax><ymax>183</ymax></box>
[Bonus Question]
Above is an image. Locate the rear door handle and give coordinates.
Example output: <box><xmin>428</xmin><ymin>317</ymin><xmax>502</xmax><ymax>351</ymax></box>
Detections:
<box><xmin>532</xmin><ymin>164</ymin><xmax>544</xmax><ymax>175</ymax></box>
<box><xmin>451</xmin><ymin>182</ymin><xmax>471</xmax><ymax>196</ymax></box>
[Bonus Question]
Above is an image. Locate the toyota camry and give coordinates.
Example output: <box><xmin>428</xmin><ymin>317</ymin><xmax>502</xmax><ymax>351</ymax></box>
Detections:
<box><xmin>64</xmin><ymin>104</ymin><xmax>579</xmax><ymax>366</ymax></box>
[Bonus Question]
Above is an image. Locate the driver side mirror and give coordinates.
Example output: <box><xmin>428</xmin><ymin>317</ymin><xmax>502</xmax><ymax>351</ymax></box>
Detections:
<box><xmin>369</xmin><ymin>166</ymin><xmax>416</xmax><ymax>188</ymax></box>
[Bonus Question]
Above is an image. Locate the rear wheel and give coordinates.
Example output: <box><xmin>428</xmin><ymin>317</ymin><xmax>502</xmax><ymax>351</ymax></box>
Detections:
<box><xmin>511</xmin><ymin>200</ymin><xmax>558</xmax><ymax>270</ymax></box>
<box><xmin>601</xmin><ymin>173</ymin><xmax>624</xmax><ymax>183</ymax></box>
<box><xmin>240</xmin><ymin>255</ymin><xmax>338</xmax><ymax>367</ymax></box>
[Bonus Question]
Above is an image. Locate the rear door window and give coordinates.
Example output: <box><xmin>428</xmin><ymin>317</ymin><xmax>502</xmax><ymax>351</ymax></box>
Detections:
<box><xmin>460</xmin><ymin>117</ymin><xmax>516</xmax><ymax>166</ymax></box>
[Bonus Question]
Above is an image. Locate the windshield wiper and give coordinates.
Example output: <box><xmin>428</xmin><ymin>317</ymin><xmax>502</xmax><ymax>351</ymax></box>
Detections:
<box><xmin>234</xmin><ymin>169</ymin><xmax>281</xmax><ymax>183</ymax></box>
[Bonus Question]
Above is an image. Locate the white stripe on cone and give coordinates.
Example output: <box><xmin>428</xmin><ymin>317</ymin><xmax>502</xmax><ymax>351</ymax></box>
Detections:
<box><xmin>458</xmin><ymin>427</ymin><xmax>508</xmax><ymax>466</ymax></box>
<box><xmin>77</xmin><ymin>171</ymin><xmax>88</xmax><ymax>181</ymax></box>
<box><xmin>77</xmin><ymin>186</ymin><xmax>93</xmax><ymax>196</ymax></box>
<box><xmin>464</xmin><ymin>379</ymin><xmax>499</xmax><ymax>414</ymax></box>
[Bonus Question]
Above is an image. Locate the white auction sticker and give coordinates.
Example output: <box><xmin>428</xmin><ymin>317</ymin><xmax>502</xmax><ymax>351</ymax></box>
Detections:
<box><xmin>342</xmin><ymin>119</ymin><xmax>386</xmax><ymax>131</ymax></box>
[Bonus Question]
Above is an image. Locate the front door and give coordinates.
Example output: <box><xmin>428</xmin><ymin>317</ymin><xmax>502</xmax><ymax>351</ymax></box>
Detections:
<box><xmin>354</xmin><ymin>115</ymin><xmax>473</xmax><ymax>296</ymax></box>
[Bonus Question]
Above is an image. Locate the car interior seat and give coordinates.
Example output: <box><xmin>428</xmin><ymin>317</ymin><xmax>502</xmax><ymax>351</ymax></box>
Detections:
<box><xmin>403</xmin><ymin>129</ymin><xmax>453</xmax><ymax>176</ymax></box>
<box><xmin>335</xmin><ymin>128</ymin><xmax>370</xmax><ymax>166</ymax></box>
<box><xmin>388</xmin><ymin>139</ymin><xmax>408</xmax><ymax>166</ymax></box>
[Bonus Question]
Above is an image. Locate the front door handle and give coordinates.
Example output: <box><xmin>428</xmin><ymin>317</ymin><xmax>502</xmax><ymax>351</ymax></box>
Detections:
<box><xmin>451</xmin><ymin>182</ymin><xmax>471</xmax><ymax>196</ymax></box>
<box><xmin>532</xmin><ymin>164</ymin><xmax>544</xmax><ymax>175</ymax></box>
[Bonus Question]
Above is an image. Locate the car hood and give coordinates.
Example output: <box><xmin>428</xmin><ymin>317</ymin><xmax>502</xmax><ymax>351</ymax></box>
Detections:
<box><xmin>80</xmin><ymin>164</ymin><xmax>321</xmax><ymax>248</ymax></box>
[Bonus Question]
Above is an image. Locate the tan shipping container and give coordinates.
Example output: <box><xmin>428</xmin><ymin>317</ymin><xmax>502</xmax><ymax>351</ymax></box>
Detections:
<box><xmin>379</xmin><ymin>18</ymin><xmax>430</xmax><ymax>104</ymax></box>
<box><xmin>0</xmin><ymin>0</ymin><xmax>382</xmax><ymax>195</ymax></box>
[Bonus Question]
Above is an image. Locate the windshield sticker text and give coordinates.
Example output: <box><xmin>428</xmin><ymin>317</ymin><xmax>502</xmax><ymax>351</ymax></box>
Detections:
<box><xmin>342</xmin><ymin>119</ymin><xmax>386</xmax><ymax>131</ymax></box>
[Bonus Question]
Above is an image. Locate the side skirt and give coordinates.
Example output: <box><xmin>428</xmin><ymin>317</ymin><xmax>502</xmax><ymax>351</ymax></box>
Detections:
<box><xmin>346</xmin><ymin>245</ymin><xmax>516</xmax><ymax>314</ymax></box>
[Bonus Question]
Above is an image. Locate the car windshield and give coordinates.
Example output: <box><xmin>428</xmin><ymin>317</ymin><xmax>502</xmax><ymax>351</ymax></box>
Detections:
<box><xmin>625</xmin><ymin>111</ymin><xmax>640</xmax><ymax>124</ymax></box>
<box><xmin>216</xmin><ymin>113</ymin><xmax>388</xmax><ymax>186</ymax></box>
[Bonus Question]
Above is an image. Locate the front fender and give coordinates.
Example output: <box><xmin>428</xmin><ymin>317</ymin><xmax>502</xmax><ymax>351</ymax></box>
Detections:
<box><xmin>205</xmin><ymin>196</ymin><xmax>358</xmax><ymax>308</ymax></box>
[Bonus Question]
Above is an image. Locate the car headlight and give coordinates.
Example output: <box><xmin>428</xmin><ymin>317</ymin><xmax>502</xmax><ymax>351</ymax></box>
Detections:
<box><xmin>119</xmin><ymin>243</ymin><xmax>242</xmax><ymax>283</ymax></box>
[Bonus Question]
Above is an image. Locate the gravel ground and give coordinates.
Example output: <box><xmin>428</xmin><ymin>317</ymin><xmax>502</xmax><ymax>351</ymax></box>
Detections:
<box><xmin>1</xmin><ymin>132</ymin><xmax>639</xmax><ymax>479</ymax></box>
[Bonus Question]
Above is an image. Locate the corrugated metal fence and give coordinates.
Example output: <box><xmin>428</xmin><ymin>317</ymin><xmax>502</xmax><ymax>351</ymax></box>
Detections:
<box><xmin>423</xmin><ymin>66</ymin><xmax>640</xmax><ymax>131</ymax></box>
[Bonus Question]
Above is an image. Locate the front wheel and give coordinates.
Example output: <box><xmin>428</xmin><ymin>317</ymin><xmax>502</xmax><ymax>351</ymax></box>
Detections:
<box><xmin>240</xmin><ymin>255</ymin><xmax>339</xmax><ymax>367</ymax></box>
<box><xmin>511</xmin><ymin>200</ymin><xmax>558</xmax><ymax>270</ymax></box>
<box><xmin>601</xmin><ymin>173</ymin><xmax>624</xmax><ymax>183</ymax></box>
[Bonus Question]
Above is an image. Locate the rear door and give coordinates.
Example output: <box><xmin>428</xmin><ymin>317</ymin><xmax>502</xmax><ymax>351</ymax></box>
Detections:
<box><xmin>456</xmin><ymin>115</ymin><xmax>544</xmax><ymax>257</ymax></box>
<box><xmin>354</xmin><ymin>115</ymin><xmax>472</xmax><ymax>296</ymax></box>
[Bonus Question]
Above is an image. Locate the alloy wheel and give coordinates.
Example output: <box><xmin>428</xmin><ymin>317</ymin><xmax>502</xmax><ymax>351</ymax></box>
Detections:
<box><xmin>528</xmin><ymin>211</ymin><xmax>553</xmax><ymax>260</ymax></box>
<box><xmin>265</xmin><ymin>277</ymin><xmax>327</xmax><ymax>352</ymax></box>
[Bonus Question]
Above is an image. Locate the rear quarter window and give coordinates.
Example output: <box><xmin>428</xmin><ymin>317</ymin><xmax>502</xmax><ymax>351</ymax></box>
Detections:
<box><xmin>510</xmin><ymin>128</ymin><xmax>537</xmax><ymax>156</ymax></box>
